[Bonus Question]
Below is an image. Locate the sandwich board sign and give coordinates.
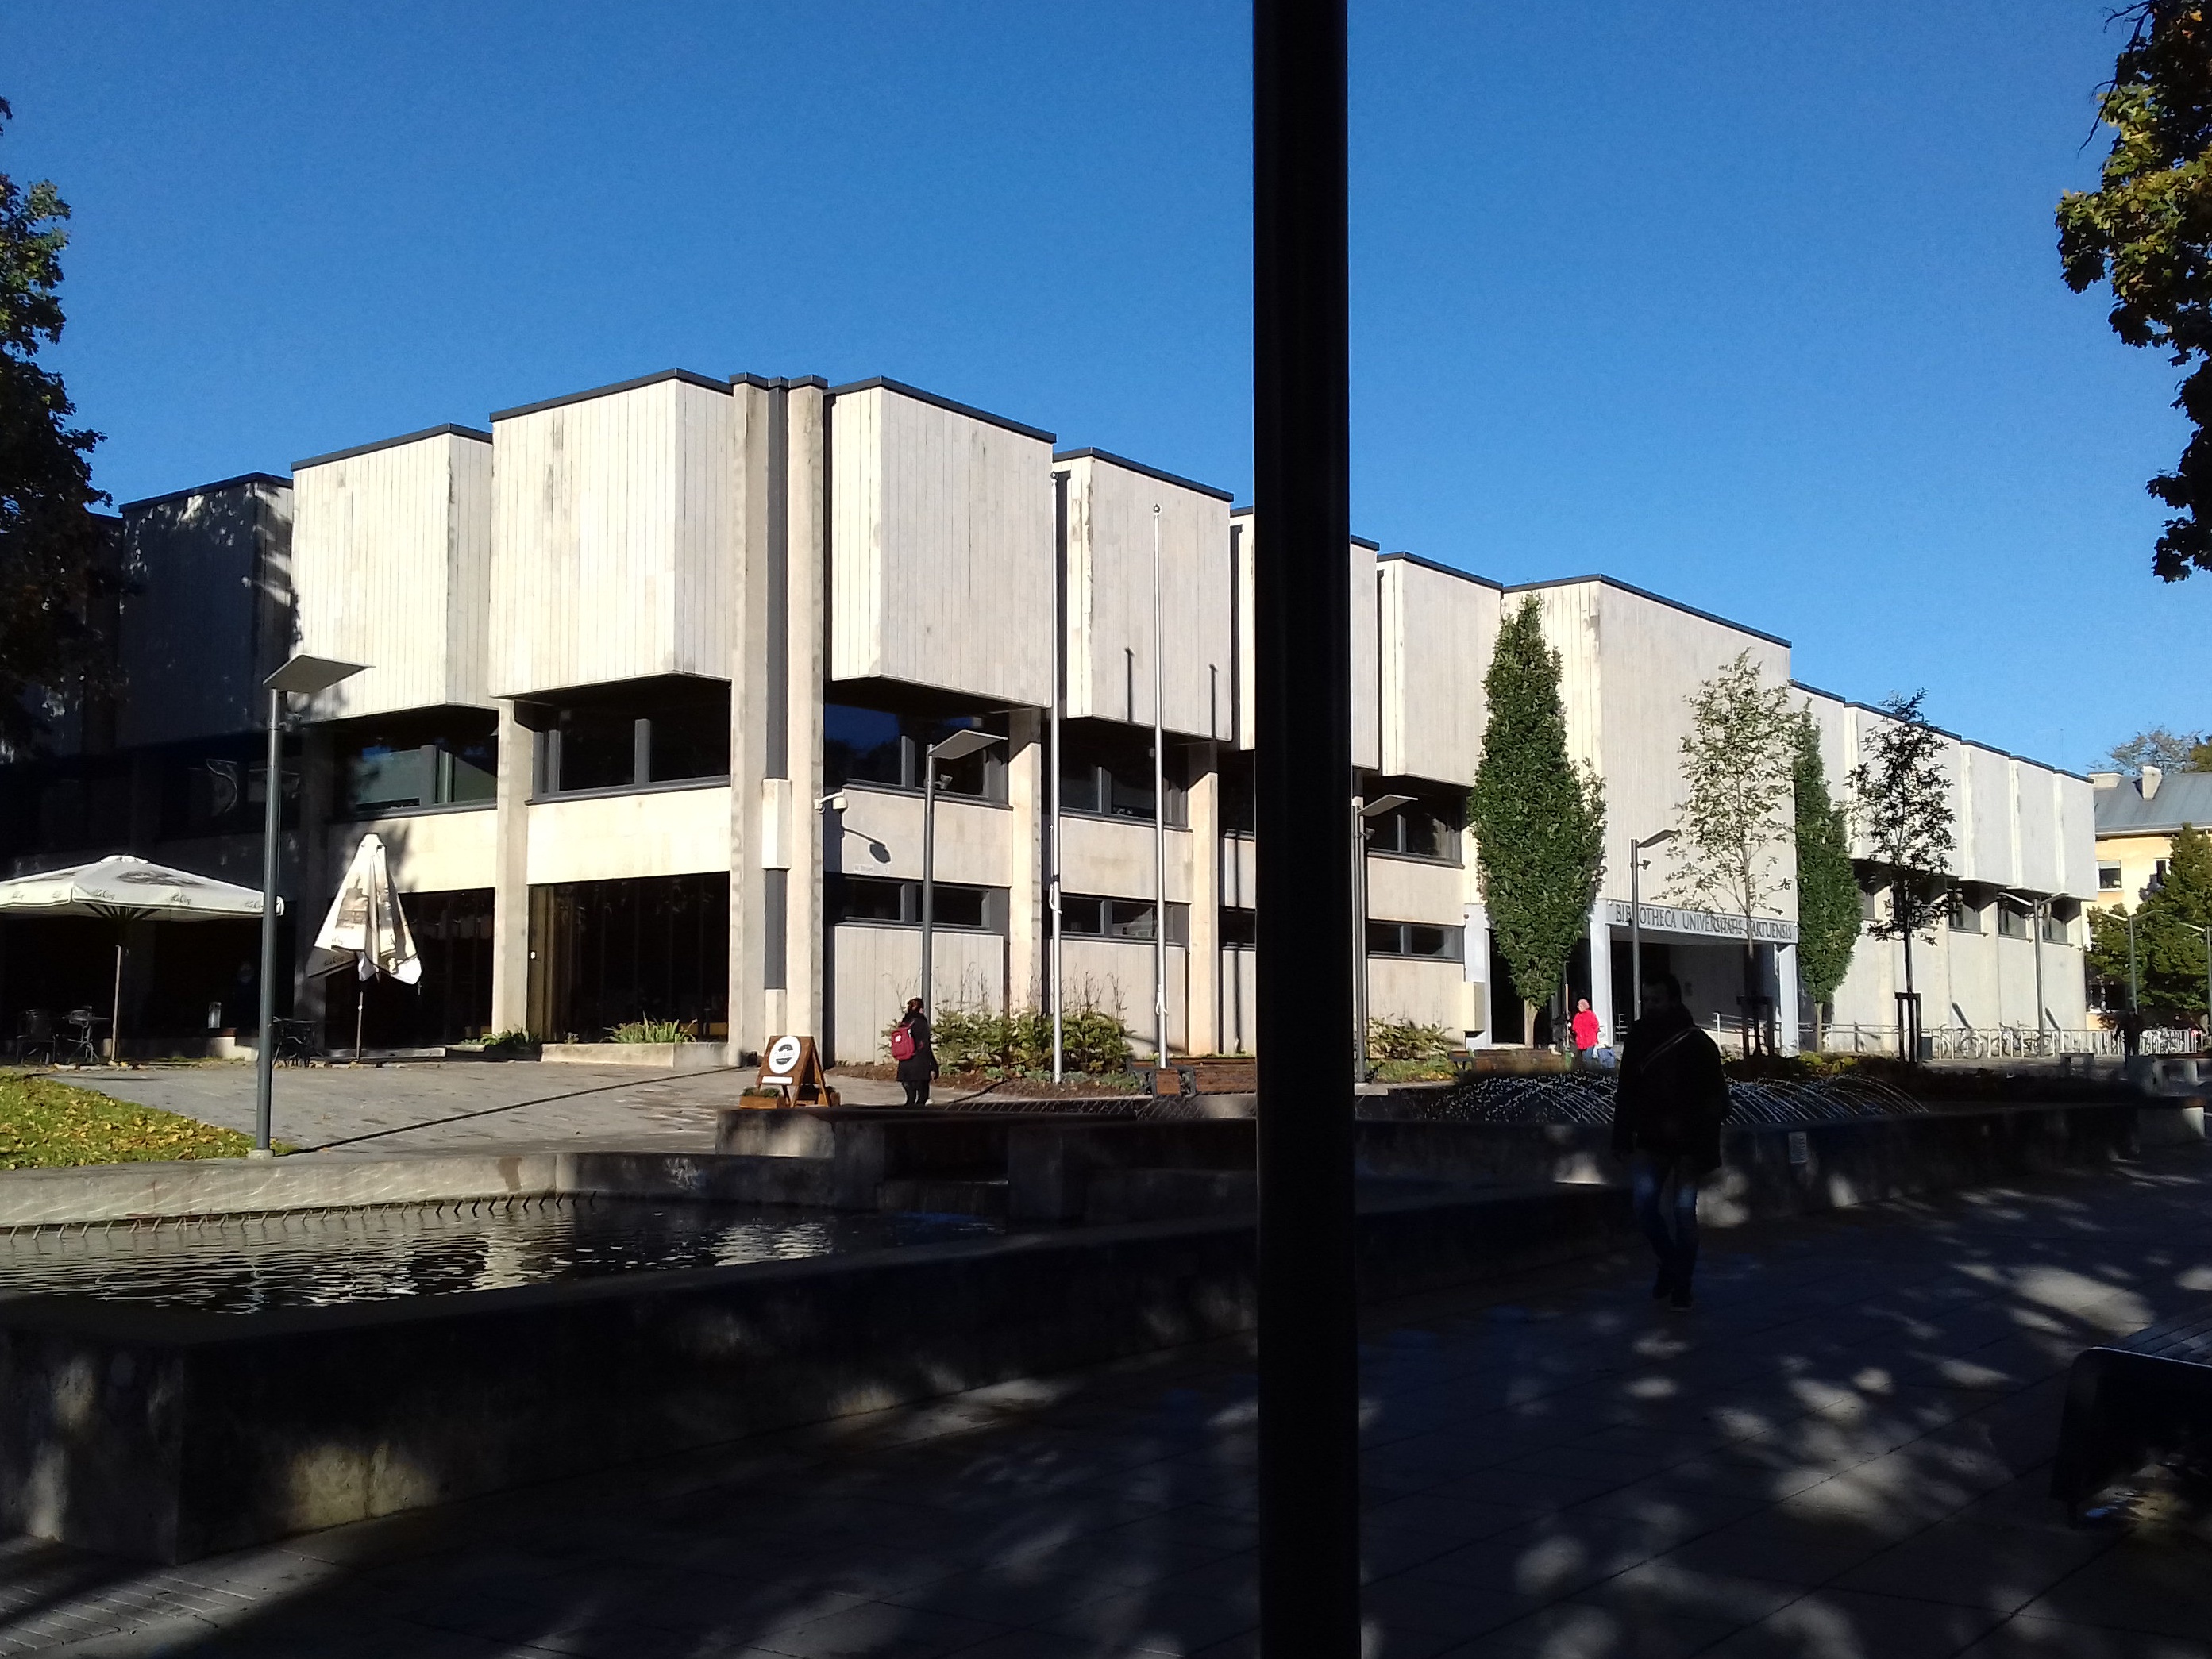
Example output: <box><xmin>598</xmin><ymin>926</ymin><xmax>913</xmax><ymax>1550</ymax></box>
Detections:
<box><xmin>755</xmin><ymin>1034</ymin><xmax>836</xmax><ymax>1105</ymax></box>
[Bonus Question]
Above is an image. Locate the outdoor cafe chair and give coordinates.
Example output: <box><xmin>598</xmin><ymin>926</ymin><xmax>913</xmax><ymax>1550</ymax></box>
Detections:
<box><xmin>13</xmin><ymin>1008</ymin><xmax>55</xmax><ymax>1065</ymax></box>
<box><xmin>58</xmin><ymin>1007</ymin><xmax>105</xmax><ymax>1065</ymax></box>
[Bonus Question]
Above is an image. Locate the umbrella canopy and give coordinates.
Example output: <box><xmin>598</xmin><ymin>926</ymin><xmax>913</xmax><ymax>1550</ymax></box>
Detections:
<box><xmin>0</xmin><ymin>855</ymin><xmax>276</xmax><ymax>922</ymax></box>
<box><xmin>313</xmin><ymin>834</ymin><xmax>421</xmax><ymax>985</ymax></box>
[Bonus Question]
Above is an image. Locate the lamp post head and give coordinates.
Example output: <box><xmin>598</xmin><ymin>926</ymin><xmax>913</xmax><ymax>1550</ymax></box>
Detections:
<box><xmin>1360</xmin><ymin>793</ymin><xmax>1415</xmax><ymax>819</ymax></box>
<box><xmin>264</xmin><ymin>654</ymin><xmax>368</xmax><ymax>698</ymax></box>
<box><xmin>1636</xmin><ymin>829</ymin><xmax>1677</xmax><ymax>852</ymax></box>
<box><xmin>928</xmin><ymin>729</ymin><xmax>1002</xmax><ymax>765</ymax></box>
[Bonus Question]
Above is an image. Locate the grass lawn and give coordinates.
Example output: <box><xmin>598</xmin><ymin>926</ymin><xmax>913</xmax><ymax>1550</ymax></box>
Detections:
<box><xmin>0</xmin><ymin>1070</ymin><xmax>257</xmax><ymax>1169</ymax></box>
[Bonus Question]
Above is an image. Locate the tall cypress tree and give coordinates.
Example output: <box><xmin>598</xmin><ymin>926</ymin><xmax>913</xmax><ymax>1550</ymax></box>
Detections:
<box><xmin>1467</xmin><ymin>596</ymin><xmax>1605</xmax><ymax>1042</ymax></box>
<box><xmin>1791</xmin><ymin>710</ymin><xmax>1859</xmax><ymax>1049</ymax></box>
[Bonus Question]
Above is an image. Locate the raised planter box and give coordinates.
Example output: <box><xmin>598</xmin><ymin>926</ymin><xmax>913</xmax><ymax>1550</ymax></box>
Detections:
<box><xmin>539</xmin><ymin>1041</ymin><xmax>733</xmax><ymax>1070</ymax></box>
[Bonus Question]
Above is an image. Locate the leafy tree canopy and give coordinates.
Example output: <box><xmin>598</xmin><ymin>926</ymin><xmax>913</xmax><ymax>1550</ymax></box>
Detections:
<box><xmin>2059</xmin><ymin>4</ymin><xmax>2212</xmax><ymax>580</ymax></box>
<box><xmin>1847</xmin><ymin>691</ymin><xmax>1956</xmax><ymax>1003</ymax></box>
<box><xmin>1467</xmin><ymin>595</ymin><xmax>1606</xmax><ymax>1014</ymax></box>
<box><xmin>0</xmin><ymin>94</ymin><xmax>110</xmax><ymax>755</ymax></box>
<box><xmin>1671</xmin><ymin>652</ymin><xmax>1796</xmax><ymax>966</ymax></box>
<box><xmin>2102</xmin><ymin>726</ymin><xmax>2212</xmax><ymax>772</ymax></box>
<box><xmin>1791</xmin><ymin>710</ymin><xmax>1860</xmax><ymax>1015</ymax></box>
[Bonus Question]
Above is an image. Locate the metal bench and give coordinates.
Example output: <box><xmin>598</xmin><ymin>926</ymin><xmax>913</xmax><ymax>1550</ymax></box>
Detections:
<box><xmin>2052</xmin><ymin>1301</ymin><xmax>2212</xmax><ymax>1516</ymax></box>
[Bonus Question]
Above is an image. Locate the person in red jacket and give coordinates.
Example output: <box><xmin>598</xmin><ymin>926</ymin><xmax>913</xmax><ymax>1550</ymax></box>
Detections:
<box><xmin>1570</xmin><ymin>997</ymin><xmax>1601</xmax><ymax>1059</ymax></box>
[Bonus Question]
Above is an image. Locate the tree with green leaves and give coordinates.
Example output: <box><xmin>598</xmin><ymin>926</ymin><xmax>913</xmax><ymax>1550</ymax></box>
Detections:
<box><xmin>2058</xmin><ymin>4</ymin><xmax>2212</xmax><ymax>580</ymax></box>
<box><xmin>1670</xmin><ymin>652</ymin><xmax>1796</xmax><ymax>1053</ymax></box>
<box><xmin>1467</xmin><ymin>595</ymin><xmax>1606</xmax><ymax>1046</ymax></box>
<box><xmin>2104</xmin><ymin>726</ymin><xmax>2212</xmax><ymax>773</ymax></box>
<box><xmin>1</xmin><ymin>96</ymin><xmax>110</xmax><ymax>756</ymax></box>
<box><xmin>1791</xmin><ymin>710</ymin><xmax>1859</xmax><ymax>1050</ymax></box>
<box><xmin>1847</xmin><ymin>692</ymin><xmax>1956</xmax><ymax>1057</ymax></box>
<box><xmin>2088</xmin><ymin>822</ymin><xmax>2212</xmax><ymax>1021</ymax></box>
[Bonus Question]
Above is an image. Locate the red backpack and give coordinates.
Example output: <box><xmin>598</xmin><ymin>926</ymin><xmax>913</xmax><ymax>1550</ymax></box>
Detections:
<box><xmin>890</xmin><ymin>1024</ymin><xmax>915</xmax><ymax>1062</ymax></box>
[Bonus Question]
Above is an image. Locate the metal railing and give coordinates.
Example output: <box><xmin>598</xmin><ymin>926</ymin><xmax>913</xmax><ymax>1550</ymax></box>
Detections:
<box><xmin>1812</xmin><ymin>1024</ymin><xmax>2204</xmax><ymax>1060</ymax></box>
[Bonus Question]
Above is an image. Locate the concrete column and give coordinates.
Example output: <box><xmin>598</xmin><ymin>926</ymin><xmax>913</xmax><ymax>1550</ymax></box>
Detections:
<box><xmin>1185</xmin><ymin>741</ymin><xmax>1221</xmax><ymax>1055</ymax></box>
<box><xmin>1775</xmin><ymin>941</ymin><xmax>1801</xmax><ymax>1054</ymax></box>
<box><xmin>1585</xmin><ymin>897</ymin><xmax>1615</xmax><ymax>1053</ymax></box>
<box><xmin>726</xmin><ymin>379</ymin><xmax>775</xmax><ymax>1063</ymax></box>
<box><xmin>783</xmin><ymin>382</ymin><xmax>829</xmax><ymax>1053</ymax></box>
<box><xmin>1004</xmin><ymin>709</ymin><xmax>1044</xmax><ymax>1013</ymax></box>
<box><xmin>488</xmin><ymin>702</ymin><xmax>532</xmax><ymax>1034</ymax></box>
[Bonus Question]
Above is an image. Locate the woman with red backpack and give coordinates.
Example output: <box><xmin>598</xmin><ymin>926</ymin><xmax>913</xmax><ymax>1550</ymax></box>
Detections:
<box><xmin>892</xmin><ymin>997</ymin><xmax>936</xmax><ymax>1107</ymax></box>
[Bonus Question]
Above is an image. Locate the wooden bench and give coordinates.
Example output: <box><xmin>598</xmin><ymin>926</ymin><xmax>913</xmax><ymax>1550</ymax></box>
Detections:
<box><xmin>2052</xmin><ymin>1301</ymin><xmax>2212</xmax><ymax>1515</ymax></box>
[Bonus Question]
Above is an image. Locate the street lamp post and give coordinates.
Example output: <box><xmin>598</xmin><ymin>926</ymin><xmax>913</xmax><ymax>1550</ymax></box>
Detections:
<box><xmin>253</xmin><ymin>653</ymin><xmax>365</xmax><ymax>1155</ymax></box>
<box><xmin>1352</xmin><ymin>792</ymin><xmax>1414</xmax><ymax>1084</ymax></box>
<box><xmin>1629</xmin><ymin>830</ymin><xmax>1676</xmax><ymax>1028</ymax></box>
<box><xmin>1151</xmin><ymin>503</ymin><xmax>1169</xmax><ymax>1072</ymax></box>
<box><xmin>919</xmin><ymin>729</ymin><xmax>1003</xmax><ymax>1022</ymax></box>
<box><xmin>2000</xmin><ymin>892</ymin><xmax>2049</xmax><ymax>1056</ymax></box>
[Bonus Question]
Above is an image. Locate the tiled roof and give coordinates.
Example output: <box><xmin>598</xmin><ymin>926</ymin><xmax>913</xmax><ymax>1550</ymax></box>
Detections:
<box><xmin>2094</xmin><ymin>769</ymin><xmax>2212</xmax><ymax>837</ymax></box>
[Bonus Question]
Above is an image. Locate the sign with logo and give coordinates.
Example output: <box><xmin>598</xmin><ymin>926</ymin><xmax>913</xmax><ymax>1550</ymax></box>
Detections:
<box><xmin>755</xmin><ymin>1034</ymin><xmax>836</xmax><ymax>1106</ymax></box>
<box><xmin>1604</xmin><ymin>900</ymin><xmax>1798</xmax><ymax>945</ymax></box>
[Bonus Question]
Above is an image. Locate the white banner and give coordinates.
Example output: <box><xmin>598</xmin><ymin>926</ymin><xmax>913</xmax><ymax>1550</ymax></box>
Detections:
<box><xmin>1605</xmin><ymin>899</ymin><xmax>1797</xmax><ymax>945</ymax></box>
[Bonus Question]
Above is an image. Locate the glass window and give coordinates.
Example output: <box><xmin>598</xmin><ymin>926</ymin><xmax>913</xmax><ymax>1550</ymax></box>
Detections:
<box><xmin>833</xmin><ymin>875</ymin><xmax>907</xmax><ymax>923</ymax></box>
<box><xmin>1219</xmin><ymin>750</ymin><xmax>1255</xmax><ymax>833</ymax></box>
<box><xmin>1951</xmin><ymin>895</ymin><xmax>1981</xmax><ymax>933</ymax></box>
<box><xmin>824</xmin><ymin>706</ymin><xmax>904</xmax><ymax>790</ymax></box>
<box><xmin>1366</xmin><ymin>789</ymin><xmax>1462</xmax><ymax>861</ymax></box>
<box><xmin>1220</xmin><ymin>906</ymin><xmax>1257</xmax><ymax>947</ymax></box>
<box><xmin>826</xmin><ymin>875</ymin><xmax>999</xmax><ymax>930</ymax></box>
<box><xmin>648</xmin><ymin>698</ymin><xmax>730</xmax><ymax>783</ymax></box>
<box><xmin>2098</xmin><ymin>863</ymin><xmax>2123</xmax><ymax>892</ymax></box>
<box><xmin>1061</xmin><ymin>894</ymin><xmax>1185</xmax><ymax>943</ymax></box>
<box><xmin>554</xmin><ymin>707</ymin><xmax>637</xmax><ymax>793</ymax></box>
<box><xmin>1367</xmin><ymin>920</ymin><xmax>1463</xmax><ymax>960</ymax></box>
<box><xmin>1058</xmin><ymin>722</ymin><xmax>1180</xmax><ymax>824</ymax></box>
<box><xmin>2043</xmin><ymin>905</ymin><xmax>2071</xmax><ymax>945</ymax></box>
<box><xmin>1997</xmin><ymin>903</ymin><xmax>2029</xmax><ymax>940</ymax></box>
<box><xmin>334</xmin><ymin>713</ymin><xmax>498</xmax><ymax>815</ymax></box>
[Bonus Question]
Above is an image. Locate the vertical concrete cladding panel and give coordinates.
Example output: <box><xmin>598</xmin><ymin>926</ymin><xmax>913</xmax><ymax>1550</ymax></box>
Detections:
<box><xmin>2056</xmin><ymin>773</ymin><xmax>2098</xmax><ymax>899</ymax></box>
<box><xmin>2012</xmin><ymin>758</ymin><xmax>2061</xmax><ymax>896</ymax></box>
<box><xmin>828</xmin><ymin>383</ymin><xmax>1053</xmax><ymax>706</ymax></box>
<box><xmin>292</xmin><ymin>430</ymin><xmax>495</xmax><ymax>721</ymax></box>
<box><xmin>1378</xmin><ymin>557</ymin><xmax>1498</xmax><ymax>787</ymax></box>
<box><xmin>490</xmin><ymin>372</ymin><xmax>732</xmax><ymax>697</ymax></box>
<box><xmin>1351</xmin><ymin>541</ymin><xmax>1380</xmax><ymax>771</ymax></box>
<box><xmin>116</xmin><ymin>477</ymin><xmax>292</xmax><ymax>746</ymax></box>
<box><xmin>1963</xmin><ymin>746</ymin><xmax>2015</xmax><ymax>888</ymax></box>
<box><xmin>1568</xmin><ymin>582</ymin><xmax>1792</xmax><ymax>912</ymax></box>
<box><xmin>1058</xmin><ymin>455</ymin><xmax>1233</xmax><ymax>738</ymax></box>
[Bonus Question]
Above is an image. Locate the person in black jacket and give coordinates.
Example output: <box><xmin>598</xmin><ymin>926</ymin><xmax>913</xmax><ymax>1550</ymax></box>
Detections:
<box><xmin>1610</xmin><ymin>972</ymin><xmax>1731</xmax><ymax>1310</ymax></box>
<box><xmin>895</xmin><ymin>998</ymin><xmax>936</xmax><ymax>1107</ymax></box>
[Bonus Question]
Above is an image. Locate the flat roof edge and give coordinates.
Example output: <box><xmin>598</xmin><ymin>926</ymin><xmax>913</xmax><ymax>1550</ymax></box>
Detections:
<box><xmin>1378</xmin><ymin>551</ymin><xmax>1505</xmax><ymax>590</ymax></box>
<box><xmin>118</xmin><ymin>472</ymin><xmax>291</xmax><ymax>514</ymax></box>
<box><xmin>1050</xmin><ymin>448</ymin><xmax>1235</xmax><ymax>502</ymax></box>
<box><xmin>490</xmin><ymin>368</ymin><xmax>730</xmax><ymax>424</ymax></box>
<box><xmin>294</xmin><ymin>424</ymin><xmax>493</xmax><ymax>472</ymax></box>
<box><xmin>1502</xmin><ymin>575</ymin><xmax>1793</xmax><ymax>649</ymax></box>
<box><xmin>825</xmin><ymin>377</ymin><xmax>1054</xmax><ymax>444</ymax></box>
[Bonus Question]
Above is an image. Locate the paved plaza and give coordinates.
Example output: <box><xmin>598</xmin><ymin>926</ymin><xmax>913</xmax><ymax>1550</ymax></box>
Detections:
<box><xmin>60</xmin><ymin>1060</ymin><xmax>954</xmax><ymax>1155</ymax></box>
<box><xmin>2</xmin><ymin>1149</ymin><xmax>2208</xmax><ymax>1657</ymax></box>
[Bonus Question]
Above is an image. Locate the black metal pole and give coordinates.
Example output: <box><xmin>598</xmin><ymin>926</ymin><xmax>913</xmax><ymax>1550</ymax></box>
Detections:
<box><xmin>1254</xmin><ymin>2</ymin><xmax>1358</xmax><ymax>1653</ymax></box>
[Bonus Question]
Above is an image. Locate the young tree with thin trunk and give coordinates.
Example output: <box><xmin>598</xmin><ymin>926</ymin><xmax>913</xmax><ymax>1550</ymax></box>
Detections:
<box><xmin>1848</xmin><ymin>692</ymin><xmax>1956</xmax><ymax>1059</ymax></box>
<box><xmin>1467</xmin><ymin>596</ymin><xmax>1606</xmax><ymax>1047</ymax></box>
<box><xmin>1671</xmin><ymin>652</ymin><xmax>1797</xmax><ymax>1054</ymax></box>
<box><xmin>1791</xmin><ymin>710</ymin><xmax>1859</xmax><ymax>1050</ymax></box>
<box><xmin>0</xmin><ymin>97</ymin><xmax>112</xmax><ymax>754</ymax></box>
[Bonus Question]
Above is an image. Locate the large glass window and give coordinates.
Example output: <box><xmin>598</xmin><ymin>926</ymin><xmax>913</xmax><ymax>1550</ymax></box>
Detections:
<box><xmin>826</xmin><ymin>874</ymin><xmax>1003</xmax><ymax>931</ymax></box>
<box><xmin>333</xmin><ymin>711</ymin><xmax>497</xmax><ymax>817</ymax></box>
<box><xmin>1366</xmin><ymin>920</ymin><xmax>1463</xmax><ymax>960</ymax></box>
<box><xmin>823</xmin><ymin>706</ymin><xmax>1006</xmax><ymax>801</ymax></box>
<box><xmin>322</xmin><ymin>888</ymin><xmax>494</xmax><ymax>1047</ymax></box>
<box><xmin>1058</xmin><ymin>720</ymin><xmax>1185</xmax><ymax>825</ymax></box>
<box><xmin>1996</xmin><ymin>901</ymin><xmax>2029</xmax><ymax>940</ymax></box>
<box><xmin>526</xmin><ymin>872</ymin><xmax>728</xmax><ymax>1041</ymax></box>
<box><xmin>534</xmin><ymin>681</ymin><xmax>729</xmax><ymax>797</ymax></box>
<box><xmin>1061</xmin><ymin>894</ymin><xmax>1189</xmax><ymax>945</ymax></box>
<box><xmin>1220</xmin><ymin>905</ymin><xmax>1257</xmax><ymax>947</ymax></box>
<box><xmin>1365</xmin><ymin>785</ymin><xmax>1463</xmax><ymax>862</ymax></box>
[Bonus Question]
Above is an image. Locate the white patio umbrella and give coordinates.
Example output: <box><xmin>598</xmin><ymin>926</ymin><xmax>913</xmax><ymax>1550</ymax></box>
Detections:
<box><xmin>0</xmin><ymin>855</ymin><xmax>278</xmax><ymax>1062</ymax></box>
<box><xmin>311</xmin><ymin>833</ymin><xmax>421</xmax><ymax>1064</ymax></box>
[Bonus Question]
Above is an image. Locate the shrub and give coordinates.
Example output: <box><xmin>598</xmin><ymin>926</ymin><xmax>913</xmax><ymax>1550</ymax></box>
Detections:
<box><xmin>894</xmin><ymin>999</ymin><xmax>1136</xmax><ymax>1078</ymax></box>
<box><xmin>1367</xmin><ymin>1017</ymin><xmax>1456</xmax><ymax>1062</ymax></box>
<box><xmin>611</xmin><ymin>1018</ymin><xmax>692</xmax><ymax>1044</ymax></box>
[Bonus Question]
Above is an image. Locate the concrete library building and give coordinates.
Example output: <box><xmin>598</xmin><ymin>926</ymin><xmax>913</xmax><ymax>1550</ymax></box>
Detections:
<box><xmin>0</xmin><ymin>369</ymin><xmax>2098</xmax><ymax>1061</ymax></box>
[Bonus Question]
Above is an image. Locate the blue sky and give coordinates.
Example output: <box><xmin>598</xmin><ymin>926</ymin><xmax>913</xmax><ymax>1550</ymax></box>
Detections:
<box><xmin>2</xmin><ymin>1</ymin><xmax>2199</xmax><ymax>773</ymax></box>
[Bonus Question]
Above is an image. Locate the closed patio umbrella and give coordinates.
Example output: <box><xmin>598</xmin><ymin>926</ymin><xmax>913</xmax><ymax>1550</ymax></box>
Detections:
<box><xmin>311</xmin><ymin>833</ymin><xmax>420</xmax><ymax>1063</ymax></box>
<box><xmin>0</xmin><ymin>855</ymin><xmax>279</xmax><ymax>1062</ymax></box>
